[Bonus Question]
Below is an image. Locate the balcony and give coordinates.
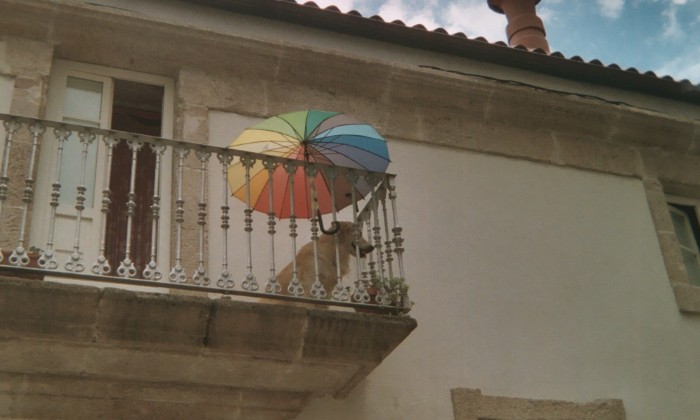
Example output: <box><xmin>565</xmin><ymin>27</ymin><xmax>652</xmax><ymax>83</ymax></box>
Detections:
<box><xmin>0</xmin><ymin>113</ymin><xmax>416</xmax><ymax>419</ymax></box>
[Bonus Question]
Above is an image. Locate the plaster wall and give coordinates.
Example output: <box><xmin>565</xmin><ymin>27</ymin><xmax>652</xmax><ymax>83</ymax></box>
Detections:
<box><xmin>293</xmin><ymin>141</ymin><xmax>700</xmax><ymax>420</ymax></box>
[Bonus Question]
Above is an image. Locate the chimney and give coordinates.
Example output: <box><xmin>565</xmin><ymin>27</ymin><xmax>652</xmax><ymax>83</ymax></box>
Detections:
<box><xmin>487</xmin><ymin>0</ymin><xmax>550</xmax><ymax>53</ymax></box>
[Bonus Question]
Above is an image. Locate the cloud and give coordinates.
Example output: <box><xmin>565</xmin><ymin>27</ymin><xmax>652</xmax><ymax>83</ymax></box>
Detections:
<box><xmin>309</xmin><ymin>0</ymin><xmax>356</xmax><ymax>12</ymax></box>
<box><xmin>661</xmin><ymin>5</ymin><xmax>684</xmax><ymax>39</ymax></box>
<box><xmin>597</xmin><ymin>0</ymin><xmax>624</xmax><ymax>19</ymax></box>
<box><xmin>376</xmin><ymin>0</ymin><xmax>442</xmax><ymax>29</ymax></box>
<box><xmin>656</xmin><ymin>46</ymin><xmax>700</xmax><ymax>83</ymax></box>
<box><xmin>441</xmin><ymin>1</ymin><xmax>507</xmax><ymax>42</ymax></box>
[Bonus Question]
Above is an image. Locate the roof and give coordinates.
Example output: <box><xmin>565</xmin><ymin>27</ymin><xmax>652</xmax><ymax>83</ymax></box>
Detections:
<box><xmin>187</xmin><ymin>0</ymin><xmax>700</xmax><ymax>106</ymax></box>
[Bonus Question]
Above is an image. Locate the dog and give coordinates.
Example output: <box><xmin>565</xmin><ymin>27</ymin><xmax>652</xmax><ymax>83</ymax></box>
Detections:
<box><xmin>273</xmin><ymin>221</ymin><xmax>374</xmax><ymax>304</ymax></box>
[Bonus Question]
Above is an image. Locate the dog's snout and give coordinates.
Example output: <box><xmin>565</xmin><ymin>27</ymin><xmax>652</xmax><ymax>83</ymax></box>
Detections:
<box><xmin>352</xmin><ymin>241</ymin><xmax>374</xmax><ymax>257</ymax></box>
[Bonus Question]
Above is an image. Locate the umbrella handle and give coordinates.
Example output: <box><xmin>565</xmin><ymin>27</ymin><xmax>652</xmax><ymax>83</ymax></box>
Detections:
<box><xmin>317</xmin><ymin>210</ymin><xmax>340</xmax><ymax>235</ymax></box>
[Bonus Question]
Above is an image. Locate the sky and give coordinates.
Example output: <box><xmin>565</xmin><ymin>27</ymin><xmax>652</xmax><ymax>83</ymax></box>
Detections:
<box><xmin>311</xmin><ymin>0</ymin><xmax>700</xmax><ymax>84</ymax></box>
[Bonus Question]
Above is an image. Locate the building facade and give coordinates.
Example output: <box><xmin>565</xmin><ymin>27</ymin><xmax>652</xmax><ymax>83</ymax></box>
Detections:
<box><xmin>2</xmin><ymin>1</ymin><xmax>700</xmax><ymax>419</ymax></box>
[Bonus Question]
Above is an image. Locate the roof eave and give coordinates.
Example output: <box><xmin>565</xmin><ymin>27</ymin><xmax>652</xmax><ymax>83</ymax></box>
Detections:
<box><xmin>184</xmin><ymin>0</ymin><xmax>700</xmax><ymax>106</ymax></box>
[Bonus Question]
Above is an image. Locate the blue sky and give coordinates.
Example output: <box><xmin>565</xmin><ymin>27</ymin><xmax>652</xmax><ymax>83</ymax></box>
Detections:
<box><xmin>312</xmin><ymin>0</ymin><xmax>700</xmax><ymax>84</ymax></box>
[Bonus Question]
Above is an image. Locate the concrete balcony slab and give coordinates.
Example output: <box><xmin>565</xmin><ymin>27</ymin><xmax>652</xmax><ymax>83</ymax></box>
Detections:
<box><xmin>0</xmin><ymin>276</ymin><xmax>417</xmax><ymax>419</ymax></box>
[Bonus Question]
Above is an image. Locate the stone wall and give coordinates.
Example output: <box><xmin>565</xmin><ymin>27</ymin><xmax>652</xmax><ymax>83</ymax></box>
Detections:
<box><xmin>451</xmin><ymin>388</ymin><xmax>626</xmax><ymax>420</ymax></box>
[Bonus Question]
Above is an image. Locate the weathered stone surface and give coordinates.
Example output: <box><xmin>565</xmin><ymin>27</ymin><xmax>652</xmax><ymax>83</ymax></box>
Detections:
<box><xmin>672</xmin><ymin>283</ymin><xmax>700</xmax><ymax>314</ymax></box>
<box><xmin>451</xmin><ymin>388</ymin><xmax>627</xmax><ymax>420</ymax></box>
<box><xmin>0</xmin><ymin>277</ymin><xmax>99</xmax><ymax>341</ymax></box>
<box><xmin>0</xmin><ymin>275</ymin><xmax>416</xmax><ymax>417</ymax></box>
<box><xmin>643</xmin><ymin>180</ymin><xmax>675</xmax><ymax>233</ymax></box>
<box><xmin>655</xmin><ymin>231</ymin><xmax>690</xmax><ymax>286</ymax></box>
<box><xmin>556</xmin><ymin>134</ymin><xmax>642</xmax><ymax>177</ymax></box>
<box><xmin>96</xmin><ymin>287</ymin><xmax>211</xmax><ymax>348</ymax></box>
<box><xmin>642</xmin><ymin>150</ymin><xmax>700</xmax><ymax>187</ymax></box>
<box><xmin>613</xmin><ymin>111</ymin><xmax>696</xmax><ymax>154</ymax></box>
<box><xmin>208</xmin><ymin>299</ymin><xmax>308</xmax><ymax>360</ymax></box>
<box><xmin>0</xmin><ymin>372</ymin><xmax>307</xmax><ymax>420</ymax></box>
<box><xmin>2</xmin><ymin>36</ymin><xmax>53</xmax><ymax>77</ymax></box>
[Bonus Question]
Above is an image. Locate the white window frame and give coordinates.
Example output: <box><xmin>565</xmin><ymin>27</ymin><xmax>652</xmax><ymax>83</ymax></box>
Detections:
<box><xmin>667</xmin><ymin>195</ymin><xmax>700</xmax><ymax>287</ymax></box>
<box><xmin>30</xmin><ymin>60</ymin><xmax>174</xmax><ymax>282</ymax></box>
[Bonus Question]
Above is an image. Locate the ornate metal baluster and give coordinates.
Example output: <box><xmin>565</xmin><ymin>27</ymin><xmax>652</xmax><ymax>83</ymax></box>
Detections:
<box><xmin>263</xmin><ymin>159</ymin><xmax>281</xmax><ymax>294</ymax></box>
<box><xmin>116</xmin><ymin>136</ymin><xmax>143</xmax><ymax>278</ymax></box>
<box><xmin>285</xmin><ymin>161</ymin><xmax>303</xmax><ymax>296</ymax></box>
<box><xmin>91</xmin><ymin>134</ymin><xmax>117</xmax><ymax>275</ymax></box>
<box><xmin>9</xmin><ymin>122</ymin><xmax>44</xmax><ymax>266</ymax></box>
<box><xmin>39</xmin><ymin>126</ymin><xmax>72</xmax><ymax>270</ymax></box>
<box><xmin>143</xmin><ymin>141</ymin><xmax>166</xmax><ymax>281</ymax></box>
<box><xmin>381</xmin><ymin>179</ymin><xmax>395</xmax><ymax>280</ymax></box>
<box><xmin>192</xmin><ymin>149</ymin><xmax>210</xmax><ymax>286</ymax></box>
<box><xmin>169</xmin><ymin>146</ymin><xmax>189</xmax><ymax>283</ymax></box>
<box><xmin>64</xmin><ymin>129</ymin><xmax>94</xmax><ymax>272</ymax></box>
<box><xmin>240</xmin><ymin>155</ymin><xmax>258</xmax><ymax>291</ymax></box>
<box><xmin>371</xmin><ymin>185</ymin><xmax>390</xmax><ymax>306</ymax></box>
<box><xmin>347</xmin><ymin>170</ymin><xmax>369</xmax><ymax>303</ymax></box>
<box><xmin>327</xmin><ymin>167</ymin><xmax>349</xmax><ymax>302</ymax></box>
<box><xmin>216</xmin><ymin>150</ymin><xmax>234</xmax><ymax>289</ymax></box>
<box><xmin>387</xmin><ymin>175</ymin><xmax>405</xmax><ymax>281</ymax></box>
<box><xmin>0</xmin><ymin>119</ymin><xmax>19</xmax><ymax>264</ymax></box>
<box><xmin>307</xmin><ymin>164</ymin><xmax>326</xmax><ymax>300</ymax></box>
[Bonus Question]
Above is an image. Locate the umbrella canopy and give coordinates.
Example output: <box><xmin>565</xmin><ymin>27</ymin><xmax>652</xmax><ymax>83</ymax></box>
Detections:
<box><xmin>227</xmin><ymin>110</ymin><xmax>390</xmax><ymax>219</ymax></box>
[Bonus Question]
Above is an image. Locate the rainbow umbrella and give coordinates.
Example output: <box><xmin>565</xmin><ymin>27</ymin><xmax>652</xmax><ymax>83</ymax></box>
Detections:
<box><xmin>227</xmin><ymin>110</ymin><xmax>390</xmax><ymax>219</ymax></box>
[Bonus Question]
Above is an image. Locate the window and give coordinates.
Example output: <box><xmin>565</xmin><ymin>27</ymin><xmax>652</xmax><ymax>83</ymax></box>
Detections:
<box><xmin>30</xmin><ymin>60</ymin><xmax>174</xmax><ymax>277</ymax></box>
<box><xmin>668</xmin><ymin>200</ymin><xmax>700</xmax><ymax>286</ymax></box>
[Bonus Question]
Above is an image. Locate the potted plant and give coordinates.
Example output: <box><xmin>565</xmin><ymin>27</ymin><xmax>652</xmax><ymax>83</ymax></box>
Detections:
<box><xmin>0</xmin><ymin>246</ymin><xmax>44</xmax><ymax>280</ymax></box>
<box><xmin>355</xmin><ymin>276</ymin><xmax>412</xmax><ymax>314</ymax></box>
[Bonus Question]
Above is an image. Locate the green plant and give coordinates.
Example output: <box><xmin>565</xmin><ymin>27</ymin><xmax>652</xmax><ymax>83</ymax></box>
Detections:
<box><xmin>29</xmin><ymin>246</ymin><xmax>44</xmax><ymax>254</ymax></box>
<box><xmin>356</xmin><ymin>276</ymin><xmax>409</xmax><ymax>307</ymax></box>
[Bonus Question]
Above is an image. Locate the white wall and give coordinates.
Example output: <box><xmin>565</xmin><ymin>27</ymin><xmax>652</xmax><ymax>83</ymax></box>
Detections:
<box><xmin>286</xmin><ymin>140</ymin><xmax>700</xmax><ymax>420</ymax></box>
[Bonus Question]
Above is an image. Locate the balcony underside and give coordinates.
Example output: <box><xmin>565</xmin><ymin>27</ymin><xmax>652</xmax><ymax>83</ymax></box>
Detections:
<box><xmin>0</xmin><ymin>275</ymin><xmax>417</xmax><ymax>419</ymax></box>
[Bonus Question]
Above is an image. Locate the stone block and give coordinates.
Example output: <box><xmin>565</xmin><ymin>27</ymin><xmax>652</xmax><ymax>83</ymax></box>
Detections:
<box><xmin>653</xmin><ymin>153</ymin><xmax>700</xmax><ymax>187</ymax></box>
<box><xmin>302</xmin><ymin>309</ymin><xmax>417</xmax><ymax>363</ymax></box>
<box><xmin>177</xmin><ymin>62</ymin><xmax>269</xmax><ymax>112</ymax></box>
<box><xmin>556</xmin><ymin>134</ymin><xmax>642</xmax><ymax>177</ymax></box>
<box><xmin>656</xmin><ymin>231</ymin><xmax>690</xmax><ymax>285</ymax></box>
<box><xmin>485</xmin><ymin>84</ymin><xmax>617</xmax><ymax>141</ymax></box>
<box><xmin>207</xmin><ymin>298</ymin><xmax>308</xmax><ymax>361</ymax></box>
<box><xmin>0</xmin><ymin>276</ymin><xmax>99</xmax><ymax>341</ymax></box>
<box><xmin>450</xmin><ymin>388</ymin><xmax>481</xmax><ymax>420</ymax></box>
<box><xmin>0</xmin><ymin>371</ymin><xmax>308</xmax><ymax>420</ymax></box>
<box><xmin>0</xmin><ymin>205</ymin><xmax>23</xmax><ymax>248</ymax></box>
<box><xmin>180</xmin><ymin>105</ymin><xmax>209</xmax><ymax>144</ymax></box>
<box><xmin>274</xmin><ymin>48</ymin><xmax>393</xmax><ymax>101</ymax></box>
<box><xmin>10</xmin><ymin>76</ymin><xmax>45</xmax><ymax>117</ymax></box>
<box><xmin>451</xmin><ymin>388</ymin><xmax>626</xmax><ymax>420</ymax></box>
<box><xmin>613</xmin><ymin>111</ymin><xmax>695</xmax><ymax>154</ymax></box>
<box><xmin>3</xmin><ymin>36</ymin><xmax>53</xmax><ymax>77</ymax></box>
<box><xmin>672</xmin><ymin>283</ymin><xmax>700</xmax><ymax>314</ymax></box>
<box><xmin>96</xmin><ymin>287</ymin><xmax>210</xmax><ymax>348</ymax></box>
<box><xmin>643</xmin><ymin>180</ymin><xmax>675</xmax><ymax>233</ymax></box>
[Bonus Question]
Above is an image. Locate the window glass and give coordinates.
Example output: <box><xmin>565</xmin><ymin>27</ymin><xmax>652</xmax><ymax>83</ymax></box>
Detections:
<box><xmin>58</xmin><ymin>77</ymin><xmax>102</xmax><ymax>206</ymax></box>
<box><xmin>63</xmin><ymin>77</ymin><xmax>102</xmax><ymax>123</ymax></box>
<box><xmin>669</xmin><ymin>204</ymin><xmax>700</xmax><ymax>286</ymax></box>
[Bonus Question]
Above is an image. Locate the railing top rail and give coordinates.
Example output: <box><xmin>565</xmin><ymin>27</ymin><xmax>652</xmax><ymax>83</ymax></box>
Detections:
<box><xmin>0</xmin><ymin>113</ymin><xmax>396</xmax><ymax>178</ymax></box>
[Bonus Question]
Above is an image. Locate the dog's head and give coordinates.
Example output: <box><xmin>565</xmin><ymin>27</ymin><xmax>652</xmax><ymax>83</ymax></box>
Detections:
<box><xmin>335</xmin><ymin>222</ymin><xmax>374</xmax><ymax>258</ymax></box>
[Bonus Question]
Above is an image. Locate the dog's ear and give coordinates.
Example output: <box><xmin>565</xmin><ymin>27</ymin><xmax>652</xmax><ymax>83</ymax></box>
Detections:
<box><xmin>343</xmin><ymin>222</ymin><xmax>354</xmax><ymax>235</ymax></box>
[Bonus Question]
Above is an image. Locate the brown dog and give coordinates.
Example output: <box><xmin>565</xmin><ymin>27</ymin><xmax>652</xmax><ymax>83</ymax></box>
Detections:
<box><xmin>274</xmin><ymin>221</ymin><xmax>374</xmax><ymax>302</ymax></box>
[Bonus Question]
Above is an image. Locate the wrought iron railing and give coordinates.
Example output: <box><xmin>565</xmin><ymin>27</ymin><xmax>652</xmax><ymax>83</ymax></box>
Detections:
<box><xmin>0</xmin><ymin>113</ymin><xmax>410</xmax><ymax>313</ymax></box>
